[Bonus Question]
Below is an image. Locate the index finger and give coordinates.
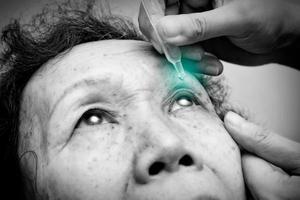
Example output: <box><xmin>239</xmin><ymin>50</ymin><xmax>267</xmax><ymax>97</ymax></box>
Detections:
<box><xmin>224</xmin><ymin>111</ymin><xmax>300</xmax><ymax>174</ymax></box>
<box><xmin>167</xmin><ymin>0</ymin><xmax>209</xmax><ymax>8</ymax></box>
<box><xmin>164</xmin><ymin>0</ymin><xmax>209</xmax><ymax>15</ymax></box>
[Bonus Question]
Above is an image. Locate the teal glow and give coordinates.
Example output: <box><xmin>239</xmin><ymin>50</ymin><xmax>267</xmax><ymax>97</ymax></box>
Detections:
<box><xmin>181</xmin><ymin>58</ymin><xmax>208</xmax><ymax>86</ymax></box>
<box><xmin>163</xmin><ymin>57</ymin><xmax>208</xmax><ymax>89</ymax></box>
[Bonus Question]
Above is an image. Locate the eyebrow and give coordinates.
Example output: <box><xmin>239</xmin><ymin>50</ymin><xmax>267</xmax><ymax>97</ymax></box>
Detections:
<box><xmin>49</xmin><ymin>78</ymin><xmax>110</xmax><ymax>117</ymax></box>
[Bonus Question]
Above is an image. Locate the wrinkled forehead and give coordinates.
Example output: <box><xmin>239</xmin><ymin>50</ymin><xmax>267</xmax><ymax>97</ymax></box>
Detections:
<box><xmin>33</xmin><ymin>40</ymin><xmax>173</xmax><ymax>94</ymax></box>
<box><xmin>57</xmin><ymin>39</ymin><xmax>166</xmax><ymax>76</ymax></box>
<box><xmin>23</xmin><ymin>40</ymin><xmax>204</xmax><ymax>115</ymax></box>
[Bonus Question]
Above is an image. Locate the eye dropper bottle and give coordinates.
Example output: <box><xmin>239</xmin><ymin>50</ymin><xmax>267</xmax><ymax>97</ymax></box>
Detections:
<box><xmin>138</xmin><ymin>0</ymin><xmax>185</xmax><ymax>80</ymax></box>
<box><xmin>159</xmin><ymin>40</ymin><xmax>185</xmax><ymax>80</ymax></box>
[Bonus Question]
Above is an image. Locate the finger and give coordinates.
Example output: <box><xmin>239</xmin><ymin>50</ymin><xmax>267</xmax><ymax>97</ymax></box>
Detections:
<box><xmin>183</xmin><ymin>53</ymin><xmax>223</xmax><ymax>76</ymax></box>
<box><xmin>165</xmin><ymin>0</ymin><xmax>209</xmax><ymax>15</ymax></box>
<box><xmin>165</xmin><ymin>0</ymin><xmax>179</xmax><ymax>15</ymax></box>
<box><xmin>224</xmin><ymin>111</ymin><xmax>300</xmax><ymax>174</ymax></box>
<box><xmin>243</xmin><ymin>154</ymin><xmax>300</xmax><ymax>200</ymax></box>
<box><xmin>166</xmin><ymin>0</ymin><xmax>208</xmax><ymax>8</ymax></box>
<box><xmin>165</xmin><ymin>4</ymin><xmax>179</xmax><ymax>15</ymax></box>
<box><xmin>180</xmin><ymin>0</ymin><xmax>209</xmax><ymax>14</ymax></box>
<box><xmin>156</xmin><ymin>2</ymin><xmax>247</xmax><ymax>46</ymax></box>
<box><xmin>181</xmin><ymin>0</ymin><xmax>209</xmax><ymax>8</ymax></box>
<box><xmin>158</xmin><ymin>0</ymin><xmax>166</xmax><ymax>10</ymax></box>
<box><xmin>181</xmin><ymin>45</ymin><xmax>205</xmax><ymax>60</ymax></box>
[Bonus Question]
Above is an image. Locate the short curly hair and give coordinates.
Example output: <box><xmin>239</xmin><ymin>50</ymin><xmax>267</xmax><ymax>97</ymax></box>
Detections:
<box><xmin>0</xmin><ymin>1</ymin><xmax>245</xmax><ymax>199</ymax></box>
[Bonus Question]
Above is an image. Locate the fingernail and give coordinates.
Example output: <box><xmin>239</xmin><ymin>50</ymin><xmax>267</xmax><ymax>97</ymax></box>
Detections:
<box><xmin>225</xmin><ymin>111</ymin><xmax>244</xmax><ymax>129</ymax></box>
<box><xmin>203</xmin><ymin>64</ymin><xmax>222</xmax><ymax>76</ymax></box>
<box><xmin>201</xmin><ymin>55</ymin><xmax>223</xmax><ymax>75</ymax></box>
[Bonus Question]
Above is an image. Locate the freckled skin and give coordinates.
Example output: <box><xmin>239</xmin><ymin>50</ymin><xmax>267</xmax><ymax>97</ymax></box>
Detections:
<box><xmin>19</xmin><ymin>40</ymin><xmax>245</xmax><ymax>200</ymax></box>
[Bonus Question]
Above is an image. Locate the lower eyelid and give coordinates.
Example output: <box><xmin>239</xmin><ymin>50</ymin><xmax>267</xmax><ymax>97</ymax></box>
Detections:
<box><xmin>74</xmin><ymin>122</ymin><xmax>117</xmax><ymax>132</ymax></box>
<box><xmin>169</xmin><ymin>106</ymin><xmax>201</xmax><ymax>117</ymax></box>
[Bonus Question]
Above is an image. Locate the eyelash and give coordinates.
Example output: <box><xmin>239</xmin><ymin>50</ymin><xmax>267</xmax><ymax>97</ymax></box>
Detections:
<box><xmin>75</xmin><ymin>108</ymin><xmax>118</xmax><ymax>129</ymax></box>
<box><xmin>168</xmin><ymin>91</ymin><xmax>201</xmax><ymax>113</ymax></box>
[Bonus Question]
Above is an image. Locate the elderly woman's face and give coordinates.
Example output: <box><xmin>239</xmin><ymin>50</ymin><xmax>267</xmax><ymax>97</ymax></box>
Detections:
<box><xmin>19</xmin><ymin>40</ymin><xmax>245</xmax><ymax>200</ymax></box>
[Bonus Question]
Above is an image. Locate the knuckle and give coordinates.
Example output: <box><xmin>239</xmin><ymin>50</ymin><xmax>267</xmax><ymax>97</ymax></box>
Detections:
<box><xmin>157</xmin><ymin>17</ymin><xmax>169</xmax><ymax>34</ymax></box>
<box><xmin>188</xmin><ymin>16</ymin><xmax>207</xmax><ymax>40</ymax></box>
<box><xmin>252</xmin><ymin>126</ymin><xmax>272</xmax><ymax>145</ymax></box>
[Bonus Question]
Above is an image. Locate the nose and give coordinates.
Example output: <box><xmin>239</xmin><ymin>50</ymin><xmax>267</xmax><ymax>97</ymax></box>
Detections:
<box><xmin>133</xmin><ymin>121</ymin><xmax>203</xmax><ymax>184</ymax></box>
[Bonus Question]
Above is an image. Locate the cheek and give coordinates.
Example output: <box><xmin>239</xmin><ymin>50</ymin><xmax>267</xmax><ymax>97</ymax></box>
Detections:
<box><xmin>184</xmin><ymin>115</ymin><xmax>240</xmax><ymax>168</ymax></box>
<box><xmin>174</xmin><ymin>108</ymin><xmax>238</xmax><ymax>160</ymax></box>
<box><xmin>174</xmin><ymin>109</ymin><xmax>244</xmax><ymax>189</ymax></box>
<box><xmin>39</xmin><ymin>125</ymin><xmax>134</xmax><ymax>200</ymax></box>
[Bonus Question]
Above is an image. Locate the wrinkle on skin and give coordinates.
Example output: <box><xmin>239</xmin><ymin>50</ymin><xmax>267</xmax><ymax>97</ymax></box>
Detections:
<box><xmin>19</xmin><ymin>40</ymin><xmax>245</xmax><ymax>200</ymax></box>
<box><xmin>18</xmin><ymin>104</ymin><xmax>48</xmax><ymax>199</ymax></box>
<box><xmin>20</xmin><ymin>87</ymin><xmax>50</xmax><ymax>156</ymax></box>
<box><xmin>49</xmin><ymin>77</ymin><xmax>112</xmax><ymax>118</ymax></box>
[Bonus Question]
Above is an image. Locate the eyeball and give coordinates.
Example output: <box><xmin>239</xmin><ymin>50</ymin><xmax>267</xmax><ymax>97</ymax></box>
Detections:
<box><xmin>75</xmin><ymin>109</ymin><xmax>118</xmax><ymax>129</ymax></box>
<box><xmin>85</xmin><ymin>114</ymin><xmax>103</xmax><ymax>125</ymax></box>
<box><xmin>176</xmin><ymin>97</ymin><xmax>193</xmax><ymax>107</ymax></box>
<box><xmin>170</xmin><ymin>95</ymin><xmax>195</xmax><ymax>112</ymax></box>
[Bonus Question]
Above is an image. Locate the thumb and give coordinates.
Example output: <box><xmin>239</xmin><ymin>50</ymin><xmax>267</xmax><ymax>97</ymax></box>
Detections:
<box><xmin>224</xmin><ymin>111</ymin><xmax>300</xmax><ymax>174</ymax></box>
<box><xmin>156</xmin><ymin>2</ymin><xmax>247</xmax><ymax>46</ymax></box>
<box><xmin>242</xmin><ymin>154</ymin><xmax>300</xmax><ymax>200</ymax></box>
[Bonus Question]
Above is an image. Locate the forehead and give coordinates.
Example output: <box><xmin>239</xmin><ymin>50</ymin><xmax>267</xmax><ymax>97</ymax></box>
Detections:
<box><xmin>38</xmin><ymin>40</ymin><xmax>168</xmax><ymax>86</ymax></box>
<box><xmin>23</xmin><ymin>40</ymin><xmax>205</xmax><ymax>115</ymax></box>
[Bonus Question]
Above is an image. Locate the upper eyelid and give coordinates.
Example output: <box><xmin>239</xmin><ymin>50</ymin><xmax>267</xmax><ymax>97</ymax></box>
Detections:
<box><xmin>162</xmin><ymin>88</ymin><xmax>208</xmax><ymax>111</ymax></box>
<box><xmin>163</xmin><ymin>88</ymin><xmax>197</xmax><ymax>104</ymax></box>
<box><xmin>84</xmin><ymin>108</ymin><xmax>119</xmax><ymax>122</ymax></box>
<box><xmin>162</xmin><ymin>89</ymin><xmax>194</xmax><ymax>108</ymax></box>
<box><xmin>82</xmin><ymin>105</ymin><xmax>119</xmax><ymax>117</ymax></box>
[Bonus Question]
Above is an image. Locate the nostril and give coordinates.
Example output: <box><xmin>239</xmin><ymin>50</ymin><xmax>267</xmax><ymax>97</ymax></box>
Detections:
<box><xmin>179</xmin><ymin>154</ymin><xmax>194</xmax><ymax>166</ymax></box>
<box><xmin>149</xmin><ymin>161</ymin><xmax>165</xmax><ymax>176</ymax></box>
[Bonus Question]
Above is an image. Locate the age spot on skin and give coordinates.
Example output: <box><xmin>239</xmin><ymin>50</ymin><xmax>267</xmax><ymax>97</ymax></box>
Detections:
<box><xmin>92</xmin><ymin>157</ymin><xmax>98</xmax><ymax>163</ymax></box>
<box><xmin>230</xmin><ymin>145</ymin><xmax>236</xmax><ymax>151</ymax></box>
<box><xmin>210</xmin><ymin>166</ymin><xmax>217</xmax><ymax>175</ymax></box>
<box><xmin>86</xmin><ymin>145</ymin><xmax>92</xmax><ymax>151</ymax></box>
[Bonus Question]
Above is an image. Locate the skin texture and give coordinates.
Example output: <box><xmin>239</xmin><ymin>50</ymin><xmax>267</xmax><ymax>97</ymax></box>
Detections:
<box><xmin>18</xmin><ymin>40</ymin><xmax>245</xmax><ymax>200</ymax></box>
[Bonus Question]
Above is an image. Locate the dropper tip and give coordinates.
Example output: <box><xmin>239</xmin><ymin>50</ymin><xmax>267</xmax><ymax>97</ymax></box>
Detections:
<box><xmin>174</xmin><ymin>61</ymin><xmax>185</xmax><ymax>80</ymax></box>
<box><xmin>178</xmin><ymin>73</ymin><xmax>185</xmax><ymax>80</ymax></box>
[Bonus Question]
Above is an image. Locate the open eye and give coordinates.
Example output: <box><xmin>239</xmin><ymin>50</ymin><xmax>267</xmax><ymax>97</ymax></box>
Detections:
<box><xmin>169</xmin><ymin>93</ymin><xmax>199</xmax><ymax>113</ymax></box>
<box><xmin>75</xmin><ymin>109</ymin><xmax>118</xmax><ymax>129</ymax></box>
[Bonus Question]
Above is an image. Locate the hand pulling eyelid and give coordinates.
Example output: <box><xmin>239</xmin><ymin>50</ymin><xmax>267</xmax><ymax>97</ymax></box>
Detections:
<box><xmin>138</xmin><ymin>0</ymin><xmax>186</xmax><ymax>80</ymax></box>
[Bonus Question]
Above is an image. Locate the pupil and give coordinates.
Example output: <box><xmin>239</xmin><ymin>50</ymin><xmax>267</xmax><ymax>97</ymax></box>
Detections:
<box><xmin>177</xmin><ymin>97</ymin><xmax>193</xmax><ymax>107</ymax></box>
<box><xmin>88</xmin><ymin>115</ymin><xmax>102</xmax><ymax>125</ymax></box>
